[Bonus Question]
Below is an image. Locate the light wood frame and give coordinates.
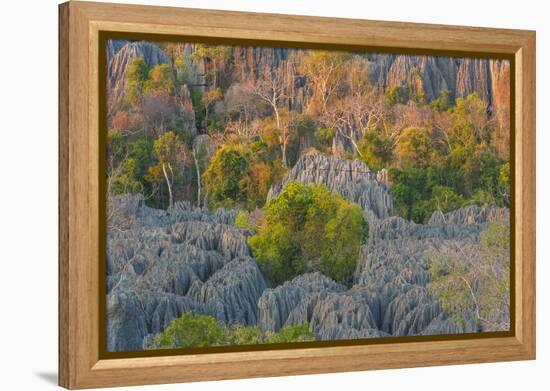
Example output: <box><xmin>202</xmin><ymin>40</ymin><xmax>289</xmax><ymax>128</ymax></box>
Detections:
<box><xmin>59</xmin><ymin>1</ymin><xmax>536</xmax><ymax>389</ymax></box>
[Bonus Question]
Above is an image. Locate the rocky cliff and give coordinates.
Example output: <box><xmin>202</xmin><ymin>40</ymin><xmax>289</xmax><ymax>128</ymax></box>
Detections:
<box><xmin>107</xmin><ymin>40</ymin><xmax>509</xmax><ymax>118</ymax></box>
<box><xmin>368</xmin><ymin>53</ymin><xmax>510</xmax><ymax>109</ymax></box>
<box><xmin>107</xmin><ymin>41</ymin><xmax>173</xmax><ymax>114</ymax></box>
<box><xmin>267</xmin><ymin>152</ymin><xmax>393</xmax><ymax>221</ymax></box>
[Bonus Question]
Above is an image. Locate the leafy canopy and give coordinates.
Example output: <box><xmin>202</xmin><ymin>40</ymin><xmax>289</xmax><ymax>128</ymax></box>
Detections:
<box><xmin>395</xmin><ymin>127</ymin><xmax>434</xmax><ymax>168</ymax></box>
<box><xmin>150</xmin><ymin>312</ymin><xmax>225</xmax><ymax>348</ymax></box>
<box><xmin>202</xmin><ymin>145</ymin><xmax>251</xmax><ymax>210</ymax></box>
<box><xmin>125</xmin><ymin>57</ymin><xmax>149</xmax><ymax>106</ymax></box>
<box><xmin>248</xmin><ymin>182</ymin><xmax>366</xmax><ymax>286</ymax></box>
<box><xmin>144</xmin><ymin>63</ymin><xmax>175</xmax><ymax>97</ymax></box>
<box><xmin>147</xmin><ymin>313</ymin><xmax>314</xmax><ymax>349</ymax></box>
<box><xmin>202</xmin><ymin>143</ymin><xmax>285</xmax><ymax>211</ymax></box>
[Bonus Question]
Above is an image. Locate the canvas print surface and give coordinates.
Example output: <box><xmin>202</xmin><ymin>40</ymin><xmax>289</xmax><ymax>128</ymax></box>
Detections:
<box><xmin>105</xmin><ymin>39</ymin><xmax>511</xmax><ymax>353</ymax></box>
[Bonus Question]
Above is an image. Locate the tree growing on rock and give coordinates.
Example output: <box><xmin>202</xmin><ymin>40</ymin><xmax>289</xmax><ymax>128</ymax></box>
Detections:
<box><xmin>144</xmin><ymin>63</ymin><xmax>175</xmax><ymax>97</ymax></box>
<box><xmin>201</xmin><ymin>87</ymin><xmax>223</xmax><ymax>130</ymax></box>
<box><xmin>146</xmin><ymin>313</ymin><xmax>315</xmax><ymax>348</ymax></box>
<box><xmin>125</xmin><ymin>57</ymin><xmax>149</xmax><ymax>106</ymax></box>
<box><xmin>249</xmin><ymin>182</ymin><xmax>366</xmax><ymax>286</ymax></box>
<box><xmin>148</xmin><ymin>313</ymin><xmax>225</xmax><ymax>349</ymax></box>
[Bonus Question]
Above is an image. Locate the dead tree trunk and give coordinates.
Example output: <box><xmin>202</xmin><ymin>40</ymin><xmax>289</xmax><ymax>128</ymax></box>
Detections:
<box><xmin>192</xmin><ymin>149</ymin><xmax>202</xmax><ymax>207</ymax></box>
<box><xmin>161</xmin><ymin>162</ymin><xmax>173</xmax><ymax>207</ymax></box>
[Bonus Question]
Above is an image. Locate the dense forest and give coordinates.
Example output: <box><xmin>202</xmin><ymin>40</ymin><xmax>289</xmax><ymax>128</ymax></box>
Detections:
<box><xmin>106</xmin><ymin>40</ymin><xmax>510</xmax><ymax>351</ymax></box>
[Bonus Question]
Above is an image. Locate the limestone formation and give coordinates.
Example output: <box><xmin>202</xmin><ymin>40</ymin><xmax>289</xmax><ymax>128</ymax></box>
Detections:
<box><xmin>368</xmin><ymin>53</ymin><xmax>509</xmax><ymax>110</ymax></box>
<box><xmin>258</xmin><ymin>273</ymin><xmax>345</xmax><ymax>332</ymax></box>
<box><xmin>189</xmin><ymin>257</ymin><xmax>267</xmax><ymax>325</ymax></box>
<box><xmin>106</xmin><ymin>195</ymin><xmax>260</xmax><ymax>351</ymax></box>
<box><xmin>106</xmin><ymin>41</ymin><xmax>509</xmax><ymax>125</ymax></box>
<box><xmin>371</xmin><ymin>54</ymin><xmax>458</xmax><ymax>101</ymax></box>
<box><xmin>106</xmin><ymin>290</ymin><xmax>205</xmax><ymax>352</ymax></box>
<box><xmin>106</xmin><ymin>175</ymin><xmax>509</xmax><ymax>350</ymax></box>
<box><xmin>428</xmin><ymin>204</ymin><xmax>509</xmax><ymax>225</ymax></box>
<box><xmin>267</xmin><ymin>153</ymin><xmax>393</xmax><ymax>220</ymax></box>
<box><xmin>107</xmin><ymin>41</ymin><xmax>173</xmax><ymax>113</ymax></box>
<box><xmin>352</xmin><ymin>205</ymin><xmax>508</xmax><ymax>336</ymax></box>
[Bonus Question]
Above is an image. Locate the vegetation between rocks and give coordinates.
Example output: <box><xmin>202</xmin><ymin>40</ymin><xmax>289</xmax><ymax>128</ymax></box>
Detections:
<box><xmin>146</xmin><ymin>313</ymin><xmax>314</xmax><ymax>349</ymax></box>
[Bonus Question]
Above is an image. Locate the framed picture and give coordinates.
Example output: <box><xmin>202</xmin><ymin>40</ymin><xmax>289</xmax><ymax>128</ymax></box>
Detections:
<box><xmin>59</xmin><ymin>1</ymin><xmax>536</xmax><ymax>389</ymax></box>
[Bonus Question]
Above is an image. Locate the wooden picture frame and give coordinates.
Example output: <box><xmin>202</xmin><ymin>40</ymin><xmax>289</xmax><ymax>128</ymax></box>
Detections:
<box><xmin>59</xmin><ymin>1</ymin><xmax>536</xmax><ymax>389</ymax></box>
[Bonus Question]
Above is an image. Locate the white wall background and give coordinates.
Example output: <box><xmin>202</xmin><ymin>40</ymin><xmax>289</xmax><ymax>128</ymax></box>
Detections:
<box><xmin>0</xmin><ymin>0</ymin><xmax>546</xmax><ymax>389</ymax></box>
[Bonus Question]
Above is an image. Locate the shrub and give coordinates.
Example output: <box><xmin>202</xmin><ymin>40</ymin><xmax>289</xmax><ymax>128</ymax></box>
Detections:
<box><xmin>224</xmin><ymin>325</ymin><xmax>264</xmax><ymax>346</ymax></box>
<box><xmin>149</xmin><ymin>313</ymin><xmax>225</xmax><ymax>349</ymax></box>
<box><xmin>357</xmin><ymin>129</ymin><xmax>393</xmax><ymax>171</ymax></box>
<box><xmin>385</xmin><ymin>85</ymin><xmax>410</xmax><ymax>105</ymax></box>
<box><xmin>147</xmin><ymin>313</ymin><xmax>315</xmax><ymax>349</ymax></box>
<box><xmin>265</xmin><ymin>323</ymin><xmax>315</xmax><ymax>343</ymax></box>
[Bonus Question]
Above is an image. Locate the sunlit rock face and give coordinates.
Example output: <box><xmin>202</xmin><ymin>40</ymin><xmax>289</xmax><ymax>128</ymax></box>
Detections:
<box><xmin>268</xmin><ymin>153</ymin><xmax>394</xmax><ymax>221</ymax></box>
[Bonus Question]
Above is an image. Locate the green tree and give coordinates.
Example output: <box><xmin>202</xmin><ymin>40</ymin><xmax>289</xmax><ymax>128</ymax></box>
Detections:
<box><xmin>322</xmin><ymin>202</ymin><xmax>367</xmax><ymax>284</ymax></box>
<box><xmin>357</xmin><ymin>129</ymin><xmax>394</xmax><ymax>171</ymax></box>
<box><xmin>429</xmin><ymin>185</ymin><xmax>466</xmax><ymax>214</ymax></box>
<box><xmin>224</xmin><ymin>325</ymin><xmax>264</xmax><ymax>346</ymax></box>
<box><xmin>126</xmin><ymin>57</ymin><xmax>149</xmax><ymax>106</ymax></box>
<box><xmin>148</xmin><ymin>313</ymin><xmax>225</xmax><ymax>349</ymax></box>
<box><xmin>395</xmin><ymin>127</ymin><xmax>434</xmax><ymax>168</ymax></box>
<box><xmin>430</xmin><ymin>90</ymin><xmax>452</xmax><ymax>112</ymax></box>
<box><xmin>265</xmin><ymin>323</ymin><xmax>315</xmax><ymax>343</ymax></box>
<box><xmin>202</xmin><ymin>145</ymin><xmax>251</xmax><ymax>209</ymax></box>
<box><xmin>404</xmin><ymin>185</ymin><xmax>466</xmax><ymax>224</ymax></box>
<box><xmin>147</xmin><ymin>313</ymin><xmax>315</xmax><ymax>349</ymax></box>
<box><xmin>107</xmin><ymin>129</ymin><xmax>125</xmax><ymax>167</ymax></box>
<box><xmin>235</xmin><ymin>210</ymin><xmax>255</xmax><ymax>231</ymax></box>
<box><xmin>190</xmin><ymin>44</ymin><xmax>230</xmax><ymax>86</ymax></box>
<box><xmin>451</xmin><ymin>93</ymin><xmax>490</xmax><ymax>147</ymax></box>
<box><xmin>385</xmin><ymin>85</ymin><xmax>410</xmax><ymax>105</ymax></box>
<box><xmin>498</xmin><ymin>162</ymin><xmax>510</xmax><ymax>204</ymax></box>
<box><xmin>249</xmin><ymin>182</ymin><xmax>365</xmax><ymax>286</ymax></box>
<box><xmin>314</xmin><ymin>127</ymin><xmax>335</xmax><ymax>153</ymax></box>
<box><xmin>109</xmin><ymin>158</ymin><xmax>143</xmax><ymax>195</ymax></box>
<box><xmin>389</xmin><ymin>166</ymin><xmax>438</xmax><ymax>222</ymax></box>
<box><xmin>106</xmin><ymin>129</ymin><xmax>142</xmax><ymax>196</ymax></box>
<box><xmin>146</xmin><ymin>131</ymin><xmax>188</xmax><ymax>207</ymax></box>
<box><xmin>127</xmin><ymin>139</ymin><xmax>154</xmax><ymax>181</ymax></box>
<box><xmin>174</xmin><ymin>54</ymin><xmax>190</xmax><ymax>83</ymax></box>
<box><xmin>144</xmin><ymin>64</ymin><xmax>175</xmax><ymax>97</ymax></box>
<box><xmin>201</xmin><ymin>87</ymin><xmax>223</xmax><ymax>129</ymax></box>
